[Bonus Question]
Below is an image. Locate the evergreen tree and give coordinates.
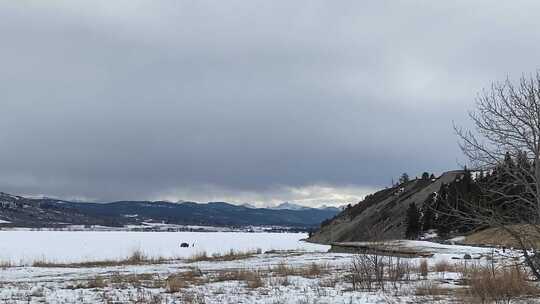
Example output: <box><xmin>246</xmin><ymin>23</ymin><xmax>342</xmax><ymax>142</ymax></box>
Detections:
<box><xmin>504</xmin><ymin>151</ymin><xmax>515</xmax><ymax>169</ymax></box>
<box><xmin>399</xmin><ymin>173</ymin><xmax>410</xmax><ymax>185</ymax></box>
<box><xmin>421</xmin><ymin>206</ymin><xmax>434</xmax><ymax>231</ymax></box>
<box><xmin>421</xmin><ymin>172</ymin><xmax>430</xmax><ymax>180</ymax></box>
<box><xmin>405</xmin><ymin>203</ymin><xmax>421</xmax><ymax>239</ymax></box>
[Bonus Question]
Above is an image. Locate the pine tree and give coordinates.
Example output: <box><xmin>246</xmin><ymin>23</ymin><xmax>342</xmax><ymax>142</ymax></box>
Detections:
<box><xmin>399</xmin><ymin>173</ymin><xmax>410</xmax><ymax>185</ymax></box>
<box><xmin>405</xmin><ymin>203</ymin><xmax>421</xmax><ymax>239</ymax></box>
<box><xmin>421</xmin><ymin>206</ymin><xmax>434</xmax><ymax>231</ymax></box>
<box><xmin>421</xmin><ymin>172</ymin><xmax>430</xmax><ymax>180</ymax></box>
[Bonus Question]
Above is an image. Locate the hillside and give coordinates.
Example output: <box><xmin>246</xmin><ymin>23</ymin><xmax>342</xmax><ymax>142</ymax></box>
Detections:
<box><xmin>0</xmin><ymin>192</ymin><xmax>339</xmax><ymax>229</ymax></box>
<box><xmin>308</xmin><ymin>170</ymin><xmax>465</xmax><ymax>244</ymax></box>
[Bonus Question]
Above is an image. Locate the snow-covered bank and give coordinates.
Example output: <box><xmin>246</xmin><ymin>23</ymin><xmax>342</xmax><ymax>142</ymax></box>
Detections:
<box><xmin>0</xmin><ymin>231</ymin><xmax>329</xmax><ymax>265</ymax></box>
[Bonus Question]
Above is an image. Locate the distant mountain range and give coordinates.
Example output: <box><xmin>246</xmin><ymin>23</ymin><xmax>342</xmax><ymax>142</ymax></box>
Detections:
<box><xmin>241</xmin><ymin>202</ymin><xmax>341</xmax><ymax>212</ymax></box>
<box><xmin>0</xmin><ymin>192</ymin><xmax>341</xmax><ymax>229</ymax></box>
<box><xmin>271</xmin><ymin>202</ymin><xmax>342</xmax><ymax>212</ymax></box>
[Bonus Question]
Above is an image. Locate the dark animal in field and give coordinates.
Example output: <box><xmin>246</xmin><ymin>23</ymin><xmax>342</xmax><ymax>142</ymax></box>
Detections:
<box><xmin>180</xmin><ymin>243</ymin><xmax>189</xmax><ymax>248</ymax></box>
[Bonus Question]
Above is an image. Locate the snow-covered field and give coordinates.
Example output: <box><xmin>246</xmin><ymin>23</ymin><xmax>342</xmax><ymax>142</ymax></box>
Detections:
<box><xmin>0</xmin><ymin>231</ymin><xmax>328</xmax><ymax>265</ymax></box>
<box><xmin>0</xmin><ymin>232</ymin><xmax>538</xmax><ymax>304</ymax></box>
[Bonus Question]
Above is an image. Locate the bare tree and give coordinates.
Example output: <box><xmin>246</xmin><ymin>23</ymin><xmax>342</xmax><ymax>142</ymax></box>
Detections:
<box><xmin>455</xmin><ymin>72</ymin><xmax>540</xmax><ymax>279</ymax></box>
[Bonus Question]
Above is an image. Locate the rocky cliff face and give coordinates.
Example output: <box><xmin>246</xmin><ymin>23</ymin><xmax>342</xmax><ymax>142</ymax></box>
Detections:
<box><xmin>308</xmin><ymin>171</ymin><xmax>465</xmax><ymax>244</ymax></box>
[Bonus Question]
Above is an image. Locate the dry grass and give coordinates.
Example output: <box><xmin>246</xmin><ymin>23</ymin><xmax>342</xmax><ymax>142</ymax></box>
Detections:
<box><xmin>270</xmin><ymin>275</ymin><xmax>291</xmax><ymax>287</ymax></box>
<box><xmin>67</xmin><ymin>275</ymin><xmax>108</xmax><ymax>289</ymax></box>
<box><xmin>101</xmin><ymin>289</ymin><xmax>164</xmax><ymax>304</ymax></box>
<box><xmin>166</xmin><ymin>268</ymin><xmax>205</xmax><ymax>293</ymax></box>
<box><xmin>244</xmin><ymin>270</ymin><xmax>264</xmax><ymax>289</ymax></box>
<box><xmin>166</xmin><ymin>274</ymin><xmax>188</xmax><ymax>293</ymax></box>
<box><xmin>415</xmin><ymin>281</ymin><xmax>454</xmax><ymax>296</ymax></box>
<box><xmin>434</xmin><ymin>260</ymin><xmax>451</xmax><ymax>273</ymax></box>
<box><xmin>86</xmin><ymin>276</ymin><xmax>107</xmax><ymax>289</ymax></box>
<box><xmin>181</xmin><ymin>291</ymin><xmax>206</xmax><ymax>304</ymax></box>
<box><xmin>419</xmin><ymin>259</ymin><xmax>429</xmax><ymax>278</ymax></box>
<box><xmin>319</xmin><ymin>275</ymin><xmax>340</xmax><ymax>288</ymax></box>
<box><xmin>67</xmin><ymin>272</ymin><xmax>164</xmax><ymax>290</ymax></box>
<box><xmin>272</xmin><ymin>261</ymin><xmax>296</xmax><ymax>276</ymax></box>
<box><xmin>212</xmin><ymin>269</ymin><xmax>265</xmax><ymax>289</ymax></box>
<box><xmin>64</xmin><ymin>267</ymin><xmax>204</xmax><ymax>292</ymax></box>
<box><xmin>461</xmin><ymin>264</ymin><xmax>540</xmax><ymax>303</ymax></box>
<box><xmin>0</xmin><ymin>260</ymin><xmax>12</xmax><ymax>268</ymax></box>
<box><xmin>109</xmin><ymin>272</ymin><xmax>163</xmax><ymax>289</ymax></box>
<box><xmin>270</xmin><ymin>261</ymin><xmax>330</xmax><ymax>278</ymax></box>
<box><xmin>186</xmin><ymin>249</ymin><xmax>259</xmax><ymax>263</ymax></box>
<box><xmin>464</xmin><ymin>225</ymin><xmax>540</xmax><ymax>248</ymax></box>
<box><xmin>303</xmin><ymin>262</ymin><xmax>330</xmax><ymax>278</ymax></box>
<box><xmin>32</xmin><ymin>249</ymin><xmax>167</xmax><ymax>268</ymax></box>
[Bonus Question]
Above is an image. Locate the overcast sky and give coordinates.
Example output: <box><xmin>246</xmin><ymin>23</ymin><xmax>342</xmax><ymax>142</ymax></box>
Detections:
<box><xmin>1</xmin><ymin>1</ymin><xmax>540</xmax><ymax>206</ymax></box>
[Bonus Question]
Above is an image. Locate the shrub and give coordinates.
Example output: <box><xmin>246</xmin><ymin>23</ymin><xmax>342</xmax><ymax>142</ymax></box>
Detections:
<box><xmin>349</xmin><ymin>252</ymin><xmax>385</xmax><ymax>291</ymax></box>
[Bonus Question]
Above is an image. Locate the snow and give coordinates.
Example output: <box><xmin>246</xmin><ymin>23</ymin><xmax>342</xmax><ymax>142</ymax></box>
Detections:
<box><xmin>271</xmin><ymin>202</ymin><xmax>309</xmax><ymax>210</ymax></box>
<box><xmin>0</xmin><ymin>231</ymin><xmax>328</xmax><ymax>265</ymax></box>
<box><xmin>337</xmin><ymin>239</ymin><xmax>492</xmax><ymax>256</ymax></box>
<box><xmin>449</xmin><ymin>236</ymin><xmax>466</xmax><ymax>243</ymax></box>
<box><xmin>0</xmin><ymin>236</ymin><xmax>535</xmax><ymax>304</ymax></box>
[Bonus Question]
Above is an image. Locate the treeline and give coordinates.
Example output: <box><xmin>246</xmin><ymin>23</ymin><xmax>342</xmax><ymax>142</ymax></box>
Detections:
<box><xmin>405</xmin><ymin>151</ymin><xmax>534</xmax><ymax>239</ymax></box>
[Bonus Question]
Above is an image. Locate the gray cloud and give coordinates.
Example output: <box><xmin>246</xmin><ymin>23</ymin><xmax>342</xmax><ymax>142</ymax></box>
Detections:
<box><xmin>1</xmin><ymin>1</ymin><xmax>539</xmax><ymax>206</ymax></box>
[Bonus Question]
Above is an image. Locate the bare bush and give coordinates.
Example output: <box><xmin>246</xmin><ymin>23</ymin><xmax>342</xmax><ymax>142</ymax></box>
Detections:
<box><xmin>387</xmin><ymin>256</ymin><xmax>412</xmax><ymax>284</ymax></box>
<box><xmin>349</xmin><ymin>252</ymin><xmax>412</xmax><ymax>291</ymax></box>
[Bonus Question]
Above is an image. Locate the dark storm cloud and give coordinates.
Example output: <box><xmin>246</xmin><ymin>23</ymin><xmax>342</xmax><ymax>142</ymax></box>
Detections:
<box><xmin>1</xmin><ymin>1</ymin><xmax>539</xmax><ymax>205</ymax></box>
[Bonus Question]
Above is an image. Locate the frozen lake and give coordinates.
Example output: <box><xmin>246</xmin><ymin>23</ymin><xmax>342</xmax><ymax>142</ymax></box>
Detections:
<box><xmin>0</xmin><ymin>231</ymin><xmax>329</xmax><ymax>265</ymax></box>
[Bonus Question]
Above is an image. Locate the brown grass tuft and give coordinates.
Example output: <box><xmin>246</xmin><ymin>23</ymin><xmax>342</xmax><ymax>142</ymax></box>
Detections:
<box><xmin>212</xmin><ymin>269</ymin><xmax>264</xmax><ymax>288</ymax></box>
<box><xmin>419</xmin><ymin>259</ymin><xmax>429</xmax><ymax>278</ymax></box>
<box><xmin>187</xmin><ymin>249</ymin><xmax>258</xmax><ymax>263</ymax></box>
<box><xmin>434</xmin><ymin>260</ymin><xmax>451</xmax><ymax>273</ymax></box>
<box><xmin>0</xmin><ymin>260</ymin><xmax>12</xmax><ymax>268</ymax></box>
<box><xmin>463</xmin><ymin>265</ymin><xmax>540</xmax><ymax>303</ymax></box>
<box><xmin>32</xmin><ymin>249</ymin><xmax>166</xmax><ymax>268</ymax></box>
<box><xmin>165</xmin><ymin>268</ymin><xmax>204</xmax><ymax>293</ymax></box>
